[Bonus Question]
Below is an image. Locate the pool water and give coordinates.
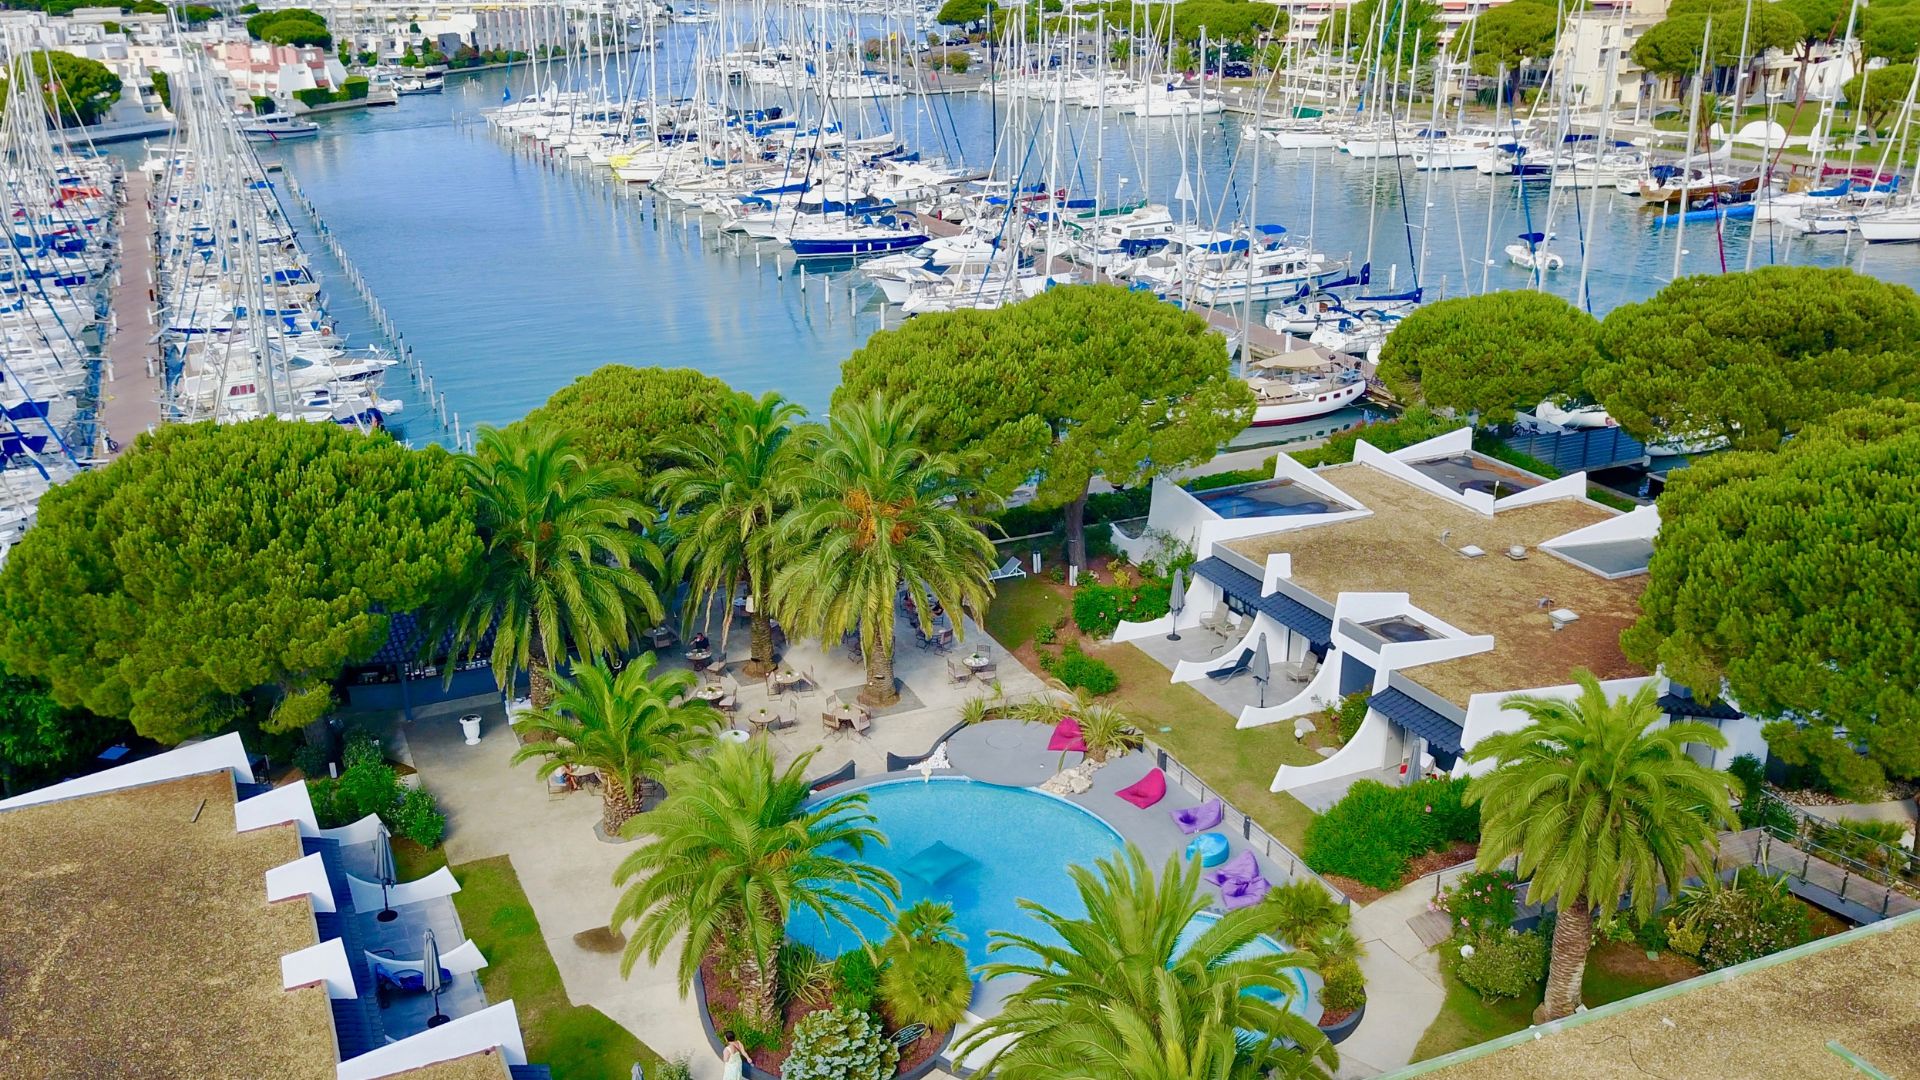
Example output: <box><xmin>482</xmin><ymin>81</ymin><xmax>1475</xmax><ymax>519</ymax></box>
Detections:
<box><xmin>1192</xmin><ymin>481</ymin><xmax>1337</xmax><ymax>520</ymax></box>
<box><xmin>1175</xmin><ymin>912</ymin><xmax>1324</xmax><ymax>1024</ymax></box>
<box><xmin>787</xmin><ymin>777</ymin><xmax>1124</xmax><ymax>969</ymax></box>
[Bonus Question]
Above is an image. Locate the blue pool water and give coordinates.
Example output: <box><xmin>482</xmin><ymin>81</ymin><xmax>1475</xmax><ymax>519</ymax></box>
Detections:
<box><xmin>1175</xmin><ymin>911</ymin><xmax>1323</xmax><ymax>1024</ymax></box>
<box><xmin>1193</xmin><ymin>480</ymin><xmax>1336</xmax><ymax>519</ymax></box>
<box><xmin>787</xmin><ymin>777</ymin><xmax>1124</xmax><ymax>969</ymax></box>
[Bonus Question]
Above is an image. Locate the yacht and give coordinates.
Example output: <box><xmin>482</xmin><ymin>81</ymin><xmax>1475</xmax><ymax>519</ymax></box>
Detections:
<box><xmin>241</xmin><ymin>113</ymin><xmax>320</xmax><ymax>142</ymax></box>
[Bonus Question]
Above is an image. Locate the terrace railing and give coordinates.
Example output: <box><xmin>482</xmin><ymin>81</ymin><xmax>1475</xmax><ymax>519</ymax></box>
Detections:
<box><xmin>1142</xmin><ymin>735</ymin><xmax>1351</xmax><ymax>908</ymax></box>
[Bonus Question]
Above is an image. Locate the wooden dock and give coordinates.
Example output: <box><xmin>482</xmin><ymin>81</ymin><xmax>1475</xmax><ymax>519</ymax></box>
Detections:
<box><xmin>98</xmin><ymin>168</ymin><xmax>160</xmax><ymax>459</ymax></box>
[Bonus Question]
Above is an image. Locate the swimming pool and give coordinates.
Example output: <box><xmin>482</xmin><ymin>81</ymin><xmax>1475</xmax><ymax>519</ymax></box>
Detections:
<box><xmin>787</xmin><ymin>777</ymin><xmax>1125</xmax><ymax>969</ymax></box>
<box><xmin>1175</xmin><ymin>911</ymin><xmax>1324</xmax><ymax>1025</ymax></box>
<box><xmin>1192</xmin><ymin>480</ymin><xmax>1338</xmax><ymax>520</ymax></box>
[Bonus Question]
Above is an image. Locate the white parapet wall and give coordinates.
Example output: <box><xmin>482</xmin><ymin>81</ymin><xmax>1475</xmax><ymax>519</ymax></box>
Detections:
<box><xmin>336</xmin><ymin>1000</ymin><xmax>529</xmax><ymax>1080</ymax></box>
<box><xmin>0</xmin><ymin>732</ymin><xmax>255</xmax><ymax>811</ymax></box>
<box><xmin>1271</xmin><ymin>706</ymin><xmax>1400</xmax><ymax>793</ymax></box>
<box><xmin>236</xmin><ymin>780</ymin><xmax>320</xmax><ymax>837</ymax></box>
<box><xmin>266</xmin><ymin>852</ymin><xmax>336</xmax><ymax>914</ymax></box>
<box><xmin>1236</xmin><ymin>646</ymin><xmax>1346</xmax><ymax>729</ymax></box>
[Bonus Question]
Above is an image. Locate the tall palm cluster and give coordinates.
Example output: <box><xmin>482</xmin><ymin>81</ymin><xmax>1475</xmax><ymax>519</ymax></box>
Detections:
<box><xmin>434</xmin><ymin>391</ymin><xmax>1003</xmax><ymax>831</ymax></box>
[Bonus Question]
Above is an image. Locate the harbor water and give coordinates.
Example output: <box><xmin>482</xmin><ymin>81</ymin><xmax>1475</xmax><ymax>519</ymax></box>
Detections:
<box><xmin>246</xmin><ymin>50</ymin><xmax>1920</xmax><ymax>441</ymax></box>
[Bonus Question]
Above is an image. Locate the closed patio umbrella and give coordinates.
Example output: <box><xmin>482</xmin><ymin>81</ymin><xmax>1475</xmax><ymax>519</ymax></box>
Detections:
<box><xmin>1251</xmin><ymin>636</ymin><xmax>1271</xmax><ymax>708</ymax></box>
<box><xmin>424</xmin><ymin>929</ymin><xmax>449</xmax><ymax>1028</ymax></box>
<box><xmin>1167</xmin><ymin>567</ymin><xmax>1186</xmax><ymax>641</ymax></box>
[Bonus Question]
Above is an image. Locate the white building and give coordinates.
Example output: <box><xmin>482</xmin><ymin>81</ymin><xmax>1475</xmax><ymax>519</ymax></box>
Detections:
<box><xmin>1111</xmin><ymin>427</ymin><xmax>1769</xmax><ymax>808</ymax></box>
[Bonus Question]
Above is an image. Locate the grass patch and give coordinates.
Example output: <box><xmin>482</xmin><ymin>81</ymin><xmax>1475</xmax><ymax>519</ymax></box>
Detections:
<box><xmin>984</xmin><ymin>574</ymin><xmax>1068</xmax><ymax>650</ymax></box>
<box><xmin>1581</xmin><ymin>941</ymin><xmax>1703</xmax><ymax>1008</ymax></box>
<box><xmin>1585</xmin><ymin>485</ymin><xmax>1641</xmax><ymax>512</ymax></box>
<box><xmin>1087</xmin><ymin>641</ymin><xmax>1321</xmax><ymax>852</ymax></box>
<box><xmin>1413</xmin><ymin>963</ymin><xmax>1536</xmax><ymax>1061</ymax></box>
<box><xmin>451</xmin><ymin>855</ymin><xmax>663</xmax><ymax>1080</ymax></box>
<box><xmin>391</xmin><ymin>837</ymin><xmax>448</xmax><ymax>880</ymax></box>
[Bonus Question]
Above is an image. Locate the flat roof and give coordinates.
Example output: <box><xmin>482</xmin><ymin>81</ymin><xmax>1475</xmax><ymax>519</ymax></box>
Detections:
<box><xmin>0</xmin><ymin>771</ymin><xmax>339</xmax><ymax>1079</ymax></box>
<box><xmin>385</xmin><ymin>1051</ymin><xmax>516</xmax><ymax>1080</ymax></box>
<box><xmin>1227</xmin><ymin>464</ymin><xmax>1645</xmax><ymax>706</ymax></box>
<box><xmin>1395</xmin><ymin>909</ymin><xmax>1920</xmax><ymax>1079</ymax></box>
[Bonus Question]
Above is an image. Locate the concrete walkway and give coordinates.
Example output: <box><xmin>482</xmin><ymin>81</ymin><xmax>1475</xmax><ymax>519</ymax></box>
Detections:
<box><xmin>1334</xmin><ymin>867</ymin><xmax>1475</xmax><ymax>1078</ymax></box>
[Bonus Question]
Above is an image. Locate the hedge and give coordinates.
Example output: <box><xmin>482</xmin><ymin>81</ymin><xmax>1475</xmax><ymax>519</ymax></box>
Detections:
<box><xmin>1303</xmin><ymin>777</ymin><xmax>1478</xmax><ymax>889</ymax></box>
<box><xmin>342</xmin><ymin>75</ymin><xmax>370</xmax><ymax>100</ymax></box>
<box><xmin>1049</xmin><ymin>643</ymin><xmax>1119</xmax><ymax>695</ymax></box>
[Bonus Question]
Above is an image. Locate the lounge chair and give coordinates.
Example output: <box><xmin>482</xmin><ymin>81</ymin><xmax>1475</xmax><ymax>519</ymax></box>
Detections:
<box><xmin>1219</xmin><ymin>874</ymin><xmax>1272</xmax><ymax>910</ymax></box>
<box><xmin>1172</xmin><ymin>797</ymin><xmax>1224</xmax><ymax>835</ymax></box>
<box><xmin>1047</xmin><ymin>717</ymin><xmax>1087</xmax><ymax>753</ymax></box>
<box><xmin>1115</xmin><ymin>768</ymin><xmax>1167</xmax><ymax>809</ymax></box>
<box><xmin>1204</xmin><ymin>850</ymin><xmax>1258</xmax><ymax>887</ymax></box>
<box><xmin>1207</xmin><ymin>648</ymin><xmax>1254</xmax><ymax>681</ymax></box>
<box><xmin>988</xmin><ymin>556</ymin><xmax>1028</xmax><ymax>581</ymax></box>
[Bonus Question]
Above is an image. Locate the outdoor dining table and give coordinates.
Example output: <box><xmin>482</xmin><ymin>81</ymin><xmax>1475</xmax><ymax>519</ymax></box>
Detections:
<box><xmin>695</xmin><ymin>684</ymin><xmax>728</xmax><ymax>704</ymax></box>
<box><xmin>773</xmin><ymin>669</ymin><xmax>801</xmax><ymax>689</ymax></box>
<box><xmin>719</xmin><ymin>728</ymin><xmax>751</xmax><ymax>745</ymax></box>
<box><xmin>684</xmin><ymin>647</ymin><xmax>713</xmax><ymax>663</ymax></box>
<box><xmin>646</xmin><ymin>626</ymin><xmax>676</xmax><ymax>649</ymax></box>
<box><xmin>963</xmin><ymin>652</ymin><xmax>991</xmax><ymax>672</ymax></box>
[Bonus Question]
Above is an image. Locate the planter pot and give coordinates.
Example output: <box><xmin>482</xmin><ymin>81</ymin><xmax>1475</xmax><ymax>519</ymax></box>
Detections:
<box><xmin>1317</xmin><ymin>1001</ymin><xmax>1366</xmax><ymax>1045</ymax></box>
<box><xmin>458</xmin><ymin>713</ymin><xmax>481</xmax><ymax>745</ymax></box>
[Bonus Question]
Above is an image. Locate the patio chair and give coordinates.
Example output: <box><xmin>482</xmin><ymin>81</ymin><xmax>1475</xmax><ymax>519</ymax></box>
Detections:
<box><xmin>975</xmin><ymin>661</ymin><xmax>997</xmax><ymax>679</ymax></box>
<box><xmin>844</xmin><ymin>640</ymin><xmax>863</xmax><ymax>663</ymax></box>
<box><xmin>933</xmin><ymin>627</ymin><xmax>956</xmax><ymax>652</ymax></box>
<box><xmin>766</xmin><ymin>673</ymin><xmax>784</xmax><ymax>697</ymax></box>
<box><xmin>704</xmin><ymin>658</ymin><xmax>729</xmax><ymax>677</ymax></box>
<box><xmin>716</xmin><ymin>694</ymin><xmax>736</xmax><ymax>712</ymax></box>
<box><xmin>822</xmin><ymin>712</ymin><xmax>842</xmax><ymax>737</ymax></box>
<box><xmin>1283</xmin><ymin>652</ymin><xmax>1321</xmax><ymax>684</ymax></box>
<box><xmin>851</xmin><ymin>711</ymin><xmax>872</xmax><ymax>737</ymax></box>
<box><xmin>947</xmin><ymin>659</ymin><xmax>972</xmax><ymax>686</ymax></box>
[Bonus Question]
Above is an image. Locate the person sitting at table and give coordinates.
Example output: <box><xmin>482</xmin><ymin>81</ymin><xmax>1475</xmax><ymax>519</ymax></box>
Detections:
<box><xmin>691</xmin><ymin>631</ymin><xmax>710</xmax><ymax>652</ymax></box>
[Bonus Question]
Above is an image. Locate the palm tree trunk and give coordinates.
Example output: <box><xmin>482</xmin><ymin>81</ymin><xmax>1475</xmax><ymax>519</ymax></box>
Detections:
<box><xmin>1536</xmin><ymin>899</ymin><xmax>1593</xmax><ymax>1023</ymax></box>
<box><xmin>736</xmin><ymin>941</ymin><xmax>781</xmax><ymax>1031</ymax></box>
<box><xmin>602</xmin><ymin>776</ymin><xmax>641</xmax><ymax>836</ymax></box>
<box><xmin>528</xmin><ymin>624</ymin><xmax>556</xmax><ymax>713</ymax></box>
<box><xmin>744</xmin><ymin>610</ymin><xmax>775</xmax><ymax>677</ymax></box>
<box><xmin>861</xmin><ymin>626</ymin><xmax>899</xmax><ymax>707</ymax></box>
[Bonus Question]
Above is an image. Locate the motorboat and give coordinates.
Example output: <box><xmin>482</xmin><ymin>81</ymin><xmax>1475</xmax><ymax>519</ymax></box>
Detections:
<box><xmin>241</xmin><ymin>113</ymin><xmax>320</xmax><ymax>143</ymax></box>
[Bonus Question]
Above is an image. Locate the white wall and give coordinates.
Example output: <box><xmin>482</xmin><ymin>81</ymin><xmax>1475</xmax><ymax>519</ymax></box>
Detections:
<box><xmin>1456</xmin><ymin>674</ymin><xmax>1664</xmax><ymax>776</ymax></box>
<box><xmin>336</xmin><ymin>1000</ymin><xmax>529</xmax><ymax>1080</ymax></box>
<box><xmin>0</xmin><ymin>732</ymin><xmax>253</xmax><ymax>810</ymax></box>
<box><xmin>236</xmin><ymin>781</ymin><xmax>320</xmax><ymax>837</ymax></box>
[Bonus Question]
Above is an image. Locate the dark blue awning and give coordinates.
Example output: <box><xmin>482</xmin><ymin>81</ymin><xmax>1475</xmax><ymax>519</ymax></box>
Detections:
<box><xmin>1370</xmin><ymin>687</ymin><xmax>1464</xmax><ymax>756</ymax></box>
<box><xmin>1190</xmin><ymin>556</ymin><xmax>1332</xmax><ymax>648</ymax></box>
<box><xmin>1658</xmin><ymin>687</ymin><xmax>1743</xmax><ymax>721</ymax></box>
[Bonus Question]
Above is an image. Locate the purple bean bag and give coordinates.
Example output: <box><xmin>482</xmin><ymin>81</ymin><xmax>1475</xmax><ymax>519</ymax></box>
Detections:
<box><xmin>1171</xmin><ymin>797</ymin><xmax>1224</xmax><ymax>835</ymax></box>
<box><xmin>1047</xmin><ymin>717</ymin><xmax>1087</xmax><ymax>753</ymax></box>
<box><xmin>1220</xmin><ymin>874</ymin><xmax>1272</xmax><ymax>910</ymax></box>
<box><xmin>1204</xmin><ymin>850</ymin><xmax>1258</xmax><ymax>887</ymax></box>
<box><xmin>1115</xmin><ymin>767</ymin><xmax>1166</xmax><ymax>809</ymax></box>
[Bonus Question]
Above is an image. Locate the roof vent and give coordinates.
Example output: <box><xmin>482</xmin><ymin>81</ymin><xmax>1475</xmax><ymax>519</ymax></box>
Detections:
<box><xmin>1506</xmin><ymin>545</ymin><xmax>1528</xmax><ymax>560</ymax></box>
<box><xmin>1548</xmin><ymin>608</ymin><xmax>1580</xmax><ymax>631</ymax></box>
<box><xmin>1458</xmin><ymin>544</ymin><xmax>1486</xmax><ymax>558</ymax></box>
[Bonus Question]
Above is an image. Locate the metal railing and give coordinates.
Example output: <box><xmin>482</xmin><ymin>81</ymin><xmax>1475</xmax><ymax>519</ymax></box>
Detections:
<box><xmin>1749</xmin><ymin>790</ymin><xmax>1920</xmax><ymax>905</ymax></box>
<box><xmin>1142</xmin><ymin>736</ymin><xmax>1351</xmax><ymax>908</ymax></box>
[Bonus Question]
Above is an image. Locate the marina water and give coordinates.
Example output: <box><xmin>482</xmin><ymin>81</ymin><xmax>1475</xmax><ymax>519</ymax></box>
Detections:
<box><xmin>242</xmin><ymin>50</ymin><xmax>1920</xmax><ymax>441</ymax></box>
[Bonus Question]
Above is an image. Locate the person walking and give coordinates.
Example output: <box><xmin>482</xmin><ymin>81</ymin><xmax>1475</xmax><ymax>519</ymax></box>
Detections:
<box><xmin>721</xmin><ymin>1030</ymin><xmax>747</xmax><ymax>1080</ymax></box>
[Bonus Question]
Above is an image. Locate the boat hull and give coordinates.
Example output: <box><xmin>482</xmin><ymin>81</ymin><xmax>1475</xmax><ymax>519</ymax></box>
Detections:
<box><xmin>1250</xmin><ymin>378</ymin><xmax>1367</xmax><ymax>425</ymax></box>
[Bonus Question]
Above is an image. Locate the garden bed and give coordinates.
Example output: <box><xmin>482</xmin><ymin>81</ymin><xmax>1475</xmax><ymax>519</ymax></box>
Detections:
<box><xmin>695</xmin><ymin>953</ymin><xmax>949</xmax><ymax>1079</ymax></box>
<box><xmin>1325</xmin><ymin>842</ymin><xmax>1480</xmax><ymax>905</ymax></box>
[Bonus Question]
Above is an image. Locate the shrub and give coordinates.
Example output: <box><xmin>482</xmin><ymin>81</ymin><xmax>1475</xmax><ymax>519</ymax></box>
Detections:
<box><xmin>1811</xmin><ymin>817</ymin><xmax>1909</xmax><ymax>874</ymax></box>
<box><xmin>1184</xmin><ymin>462</ymin><xmax>1276</xmax><ymax>492</ymax></box>
<box><xmin>1453</xmin><ymin>930</ymin><xmax>1548</xmax><ymax>1001</ymax></box>
<box><xmin>879</xmin><ymin>939</ymin><xmax>971</xmax><ymax>1029</ymax></box>
<box><xmin>1110</xmin><ymin>564</ymin><xmax>1135</xmax><ymax>588</ymax></box>
<box><xmin>782</xmin><ymin>1005</ymin><xmax>898</xmax><ymax>1080</ymax></box>
<box><xmin>1074</xmin><ymin>702</ymin><xmax>1141</xmax><ymax>761</ymax></box>
<box><xmin>291</xmin><ymin>742</ymin><xmax>329</xmax><ymax>779</ymax></box>
<box><xmin>1072</xmin><ymin>580</ymin><xmax>1170</xmax><ymax>637</ymax></box>
<box><xmin>833</xmin><ymin>949</ymin><xmax>878</xmax><ymax>1013</ymax></box>
<box><xmin>1320</xmin><ymin>959</ymin><xmax>1367</xmax><ymax>1013</ymax></box>
<box><xmin>1050</xmin><ymin>644</ymin><xmax>1119</xmax><ymax>696</ymax></box>
<box><xmin>1303</xmin><ymin>778</ymin><xmax>1478</xmax><ymax>889</ymax></box>
<box><xmin>1266</xmin><ymin>878</ymin><xmax>1349</xmax><ymax>948</ymax></box>
<box><xmin>342</xmin><ymin>732</ymin><xmax>384</xmax><ymax>770</ymax></box>
<box><xmin>292</xmin><ymin>86</ymin><xmax>333</xmax><ymax>107</ymax></box>
<box><xmin>392</xmin><ymin>786</ymin><xmax>445</xmax><ymax>847</ymax></box>
<box><xmin>1331</xmin><ymin>692</ymin><xmax>1369</xmax><ymax>744</ymax></box>
<box><xmin>1438</xmin><ymin>869</ymin><xmax>1519</xmax><ymax>937</ymax></box>
<box><xmin>947</xmin><ymin>50</ymin><xmax>971</xmax><ymax>72</ymax></box>
<box><xmin>306</xmin><ymin>753</ymin><xmax>447</xmax><ymax>848</ymax></box>
<box><xmin>1033</xmin><ymin>623</ymin><xmax>1057</xmax><ymax>645</ymax></box>
<box><xmin>1633</xmin><ymin>913</ymin><xmax>1670</xmax><ymax>954</ymax></box>
<box><xmin>342</xmin><ymin>75</ymin><xmax>370</xmax><ymax>100</ymax></box>
<box><xmin>1665</xmin><ymin>869</ymin><xmax>1812</xmax><ymax>970</ymax></box>
<box><xmin>777</xmin><ymin>942</ymin><xmax>835</xmax><ymax>1010</ymax></box>
<box><xmin>655</xmin><ymin>1057</ymin><xmax>693</xmax><ymax>1080</ymax></box>
<box><xmin>1290</xmin><ymin>406</ymin><xmax>1465</xmax><ymax>469</ymax></box>
<box><xmin>712</xmin><ymin>1006</ymin><xmax>780</xmax><ymax>1053</ymax></box>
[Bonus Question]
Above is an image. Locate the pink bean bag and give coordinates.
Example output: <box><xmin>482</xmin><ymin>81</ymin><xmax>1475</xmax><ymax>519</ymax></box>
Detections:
<box><xmin>1047</xmin><ymin>717</ymin><xmax>1087</xmax><ymax>753</ymax></box>
<box><xmin>1115</xmin><ymin>767</ymin><xmax>1167</xmax><ymax>809</ymax></box>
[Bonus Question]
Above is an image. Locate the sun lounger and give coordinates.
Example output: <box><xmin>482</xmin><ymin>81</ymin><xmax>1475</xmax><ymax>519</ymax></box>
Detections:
<box><xmin>1207</xmin><ymin>648</ymin><xmax>1254</xmax><ymax>681</ymax></box>
<box><xmin>988</xmin><ymin>556</ymin><xmax>1028</xmax><ymax>581</ymax></box>
<box><xmin>1172</xmin><ymin>797</ymin><xmax>1224</xmax><ymax>835</ymax></box>
<box><xmin>1115</xmin><ymin>767</ymin><xmax>1167</xmax><ymax>809</ymax></box>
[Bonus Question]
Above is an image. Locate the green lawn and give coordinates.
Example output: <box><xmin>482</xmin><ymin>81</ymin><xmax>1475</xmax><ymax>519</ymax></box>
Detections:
<box><xmin>443</xmin><ymin>855</ymin><xmax>665</xmax><ymax>1080</ymax></box>
<box><xmin>982</xmin><ymin>573</ymin><xmax>1067</xmax><ymax>650</ymax></box>
<box><xmin>1413</xmin><ymin>942</ymin><xmax>1705</xmax><ymax>1061</ymax></box>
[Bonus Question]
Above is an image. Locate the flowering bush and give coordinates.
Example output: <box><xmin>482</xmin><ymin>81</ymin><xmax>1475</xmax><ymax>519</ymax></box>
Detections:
<box><xmin>1071</xmin><ymin>581</ymin><xmax>1170</xmax><ymax>637</ymax></box>
<box><xmin>1664</xmin><ymin>869</ymin><xmax>1812</xmax><ymax>970</ymax></box>
<box><xmin>781</xmin><ymin>1006</ymin><xmax>898</xmax><ymax>1080</ymax></box>
<box><xmin>1437</xmin><ymin>869</ymin><xmax>1520</xmax><ymax>937</ymax></box>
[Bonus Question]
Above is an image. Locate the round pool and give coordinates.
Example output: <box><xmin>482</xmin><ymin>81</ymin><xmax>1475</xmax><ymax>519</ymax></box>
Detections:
<box><xmin>788</xmin><ymin>777</ymin><xmax>1124</xmax><ymax>968</ymax></box>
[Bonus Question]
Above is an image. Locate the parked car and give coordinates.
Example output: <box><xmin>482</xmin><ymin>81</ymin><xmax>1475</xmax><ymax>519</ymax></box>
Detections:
<box><xmin>1222</xmin><ymin>61</ymin><xmax>1253</xmax><ymax>78</ymax></box>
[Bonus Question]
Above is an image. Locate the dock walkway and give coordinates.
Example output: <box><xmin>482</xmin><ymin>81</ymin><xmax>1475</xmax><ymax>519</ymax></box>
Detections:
<box><xmin>98</xmin><ymin>168</ymin><xmax>159</xmax><ymax>458</ymax></box>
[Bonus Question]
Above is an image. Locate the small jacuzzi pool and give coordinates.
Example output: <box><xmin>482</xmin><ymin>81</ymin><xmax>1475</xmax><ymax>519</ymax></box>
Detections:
<box><xmin>1176</xmin><ymin>911</ymin><xmax>1324</xmax><ymax>1025</ymax></box>
<box><xmin>788</xmin><ymin>777</ymin><xmax>1125</xmax><ymax>968</ymax></box>
<box><xmin>1192</xmin><ymin>480</ymin><xmax>1336</xmax><ymax>520</ymax></box>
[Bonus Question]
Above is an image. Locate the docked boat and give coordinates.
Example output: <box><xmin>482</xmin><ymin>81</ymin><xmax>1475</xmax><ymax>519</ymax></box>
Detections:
<box><xmin>241</xmin><ymin>113</ymin><xmax>320</xmax><ymax>142</ymax></box>
<box><xmin>1856</xmin><ymin>204</ymin><xmax>1920</xmax><ymax>243</ymax></box>
<box><xmin>395</xmin><ymin>69</ymin><xmax>446</xmax><ymax>95</ymax></box>
<box><xmin>1246</xmin><ymin>354</ymin><xmax>1369</xmax><ymax>425</ymax></box>
<box><xmin>1505</xmin><ymin>232</ymin><xmax>1563</xmax><ymax>272</ymax></box>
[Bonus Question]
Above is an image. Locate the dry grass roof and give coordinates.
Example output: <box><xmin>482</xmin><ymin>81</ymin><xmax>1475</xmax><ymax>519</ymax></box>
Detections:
<box><xmin>1401</xmin><ymin>910</ymin><xmax>1920</xmax><ymax>1080</ymax></box>
<box><xmin>1228</xmin><ymin>464</ymin><xmax>1646</xmax><ymax>706</ymax></box>
<box><xmin>384</xmin><ymin>1050</ymin><xmax>515</xmax><ymax>1080</ymax></box>
<box><xmin>0</xmin><ymin>771</ymin><xmax>338</xmax><ymax>1079</ymax></box>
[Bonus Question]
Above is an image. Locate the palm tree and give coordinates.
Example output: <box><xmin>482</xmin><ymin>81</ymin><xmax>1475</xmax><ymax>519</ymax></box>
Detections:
<box><xmin>652</xmin><ymin>391</ymin><xmax>806</xmax><ymax>677</ymax></box>
<box><xmin>612</xmin><ymin>742</ymin><xmax>899</xmax><ymax>1030</ymax></box>
<box><xmin>954</xmin><ymin>847</ymin><xmax>1337</xmax><ymax>1080</ymax></box>
<box><xmin>510</xmin><ymin>654</ymin><xmax>718</xmax><ymax>834</ymax></box>
<box><xmin>1465</xmin><ymin>670</ymin><xmax>1737</xmax><ymax>1023</ymax></box>
<box><xmin>446</xmin><ymin>424</ymin><xmax>663</xmax><ymax>711</ymax></box>
<box><xmin>878</xmin><ymin>900</ymin><xmax>972</xmax><ymax>1031</ymax></box>
<box><xmin>769</xmin><ymin>393</ymin><xmax>999</xmax><ymax>706</ymax></box>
